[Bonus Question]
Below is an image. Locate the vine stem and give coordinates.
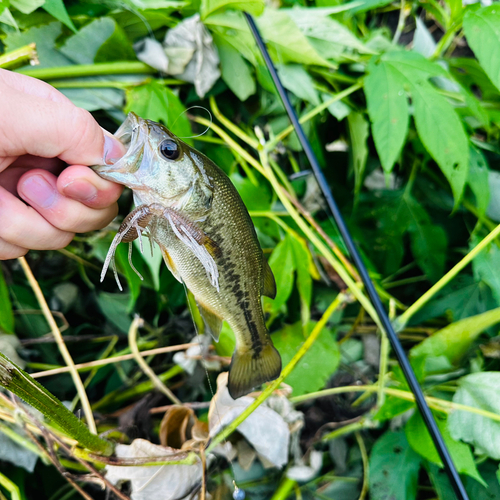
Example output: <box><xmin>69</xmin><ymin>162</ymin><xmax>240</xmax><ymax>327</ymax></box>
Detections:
<box><xmin>291</xmin><ymin>385</ymin><xmax>500</xmax><ymax>424</ymax></box>
<box><xmin>17</xmin><ymin>61</ymin><xmax>155</xmax><ymax>80</ymax></box>
<box><xmin>396</xmin><ymin>222</ymin><xmax>500</xmax><ymax>330</ymax></box>
<box><xmin>128</xmin><ymin>316</ymin><xmax>181</xmax><ymax>405</ymax></box>
<box><xmin>0</xmin><ymin>43</ymin><xmax>38</xmax><ymax>69</ymax></box>
<box><xmin>355</xmin><ymin>431</ymin><xmax>369</xmax><ymax>500</ymax></box>
<box><xmin>206</xmin><ymin>293</ymin><xmax>346</xmax><ymax>454</ymax></box>
<box><xmin>18</xmin><ymin>257</ymin><xmax>96</xmax><ymax>434</ymax></box>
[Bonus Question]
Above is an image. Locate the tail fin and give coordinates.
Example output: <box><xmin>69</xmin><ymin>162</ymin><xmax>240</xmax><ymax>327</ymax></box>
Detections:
<box><xmin>228</xmin><ymin>344</ymin><xmax>282</xmax><ymax>399</ymax></box>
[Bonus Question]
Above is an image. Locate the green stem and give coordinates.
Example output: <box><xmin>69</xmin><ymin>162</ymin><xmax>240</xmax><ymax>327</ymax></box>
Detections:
<box><xmin>321</xmin><ymin>420</ymin><xmax>367</xmax><ymax>442</ymax></box>
<box><xmin>51</xmin><ymin>78</ymin><xmax>184</xmax><ymax>89</ymax></box>
<box><xmin>0</xmin><ymin>44</ymin><xmax>38</xmax><ymax>69</ymax></box>
<box><xmin>395</xmin><ymin>223</ymin><xmax>500</xmax><ymax>330</ymax></box>
<box><xmin>270</xmin><ymin>477</ymin><xmax>297</xmax><ymax>500</ymax></box>
<box><xmin>266</xmin><ymin>82</ymin><xmax>363</xmax><ymax>151</ymax></box>
<box><xmin>0</xmin><ymin>352</ymin><xmax>113</xmax><ymax>455</ymax></box>
<box><xmin>17</xmin><ymin>62</ymin><xmax>156</xmax><ymax>80</ymax></box>
<box><xmin>206</xmin><ymin>293</ymin><xmax>346</xmax><ymax>453</ymax></box>
<box><xmin>0</xmin><ymin>472</ymin><xmax>20</xmax><ymax>500</ymax></box>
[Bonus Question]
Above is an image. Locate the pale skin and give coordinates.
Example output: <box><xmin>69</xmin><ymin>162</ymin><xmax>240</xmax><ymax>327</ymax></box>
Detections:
<box><xmin>0</xmin><ymin>69</ymin><xmax>126</xmax><ymax>260</ymax></box>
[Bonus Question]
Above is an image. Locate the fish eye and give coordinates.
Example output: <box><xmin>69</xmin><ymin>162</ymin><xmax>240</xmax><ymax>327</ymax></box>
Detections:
<box><xmin>159</xmin><ymin>139</ymin><xmax>180</xmax><ymax>160</ymax></box>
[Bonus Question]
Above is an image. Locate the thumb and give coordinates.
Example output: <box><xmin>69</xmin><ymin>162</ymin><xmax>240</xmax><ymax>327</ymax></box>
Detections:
<box><xmin>0</xmin><ymin>80</ymin><xmax>125</xmax><ymax>165</ymax></box>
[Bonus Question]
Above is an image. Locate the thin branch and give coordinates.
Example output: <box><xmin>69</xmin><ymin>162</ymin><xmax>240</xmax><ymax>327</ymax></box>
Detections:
<box><xmin>355</xmin><ymin>431</ymin><xmax>369</xmax><ymax>500</ymax></box>
<box><xmin>128</xmin><ymin>316</ymin><xmax>182</xmax><ymax>405</ymax></box>
<box><xmin>18</xmin><ymin>257</ymin><xmax>97</xmax><ymax>434</ymax></box>
<box><xmin>32</xmin><ymin>343</ymin><xmax>194</xmax><ymax>379</ymax></box>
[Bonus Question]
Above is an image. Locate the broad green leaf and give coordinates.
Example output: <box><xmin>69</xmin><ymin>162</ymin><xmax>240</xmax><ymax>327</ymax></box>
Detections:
<box><xmin>257</xmin><ymin>9</ymin><xmax>331</xmax><ymax>67</ymax></box>
<box><xmin>473</xmin><ymin>236</ymin><xmax>500</xmax><ymax>304</ymax></box>
<box><xmin>0</xmin><ymin>266</ymin><xmax>14</xmax><ymax>334</ymax></box>
<box><xmin>277</xmin><ymin>64</ymin><xmax>320</xmax><ymax>105</ymax></box>
<box><xmin>369</xmin><ymin>431</ymin><xmax>421</xmax><ymax>500</ymax></box>
<box><xmin>60</xmin><ymin>17</ymin><xmax>116</xmax><ymax>64</ymax></box>
<box><xmin>468</xmin><ymin>147</ymin><xmax>490</xmax><ymax>217</ymax></box>
<box><xmin>406</xmin><ymin>412</ymin><xmax>485</xmax><ymax>485</ymax></box>
<box><xmin>124</xmin><ymin>80</ymin><xmax>192</xmax><ymax>141</ymax></box>
<box><xmin>411</xmin><ymin>80</ymin><xmax>470</xmax><ymax>206</ymax></box>
<box><xmin>114</xmin><ymin>244</ymin><xmax>142</xmax><ymax>307</ymax></box>
<box><xmin>230</xmin><ymin>173</ymin><xmax>271</xmax><ymax>211</ymax></box>
<box><xmin>214</xmin><ymin>33</ymin><xmax>256</xmax><ymax>101</ymax></box>
<box><xmin>364</xmin><ymin>58</ymin><xmax>409</xmax><ymax>173</ymax></box>
<box><xmin>463</xmin><ymin>5</ymin><xmax>500</xmax><ymax>92</ymax></box>
<box><xmin>0</xmin><ymin>9</ymin><xmax>18</xmax><ymax>29</ymax></box>
<box><xmin>95</xmin><ymin>22</ymin><xmax>136</xmax><ymax>63</ymax></box>
<box><xmin>4</xmin><ymin>22</ymin><xmax>69</xmax><ymax>67</ymax></box>
<box><xmin>96</xmin><ymin>292</ymin><xmax>132</xmax><ymax>334</ymax></box>
<box><xmin>267</xmin><ymin>235</ymin><xmax>295</xmax><ymax>312</ymax></box>
<box><xmin>272</xmin><ymin>321</ymin><xmax>339</xmax><ymax>397</ymax></box>
<box><xmin>201</xmin><ymin>0</ymin><xmax>264</xmax><ymax>19</ymax></box>
<box><xmin>405</xmin><ymin>195</ymin><xmax>447</xmax><ymax>282</ymax></box>
<box><xmin>42</xmin><ymin>0</ymin><xmax>76</xmax><ymax>32</ymax></box>
<box><xmin>347</xmin><ymin>111</ymin><xmax>369</xmax><ymax>200</ymax></box>
<box><xmin>133</xmin><ymin>237</ymin><xmax>163</xmax><ymax>292</ymax></box>
<box><xmin>10</xmin><ymin>0</ymin><xmax>44</xmax><ymax>15</ymax></box>
<box><xmin>448</xmin><ymin>372</ymin><xmax>500</xmax><ymax>460</ymax></box>
<box><xmin>285</xmin><ymin>8</ymin><xmax>373</xmax><ymax>58</ymax></box>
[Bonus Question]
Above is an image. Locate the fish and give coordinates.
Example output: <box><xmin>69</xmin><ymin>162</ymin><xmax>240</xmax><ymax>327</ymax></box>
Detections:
<box><xmin>93</xmin><ymin>112</ymin><xmax>282</xmax><ymax>399</ymax></box>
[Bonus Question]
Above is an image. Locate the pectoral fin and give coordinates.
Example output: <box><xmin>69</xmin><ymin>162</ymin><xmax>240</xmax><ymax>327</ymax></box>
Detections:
<box><xmin>163</xmin><ymin>208</ymin><xmax>221</xmax><ymax>291</ymax></box>
<box><xmin>262</xmin><ymin>259</ymin><xmax>277</xmax><ymax>299</ymax></box>
<box><xmin>197</xmin><ymin>301</ymin><xmax>223</xmax><ymax>341</ymax></box>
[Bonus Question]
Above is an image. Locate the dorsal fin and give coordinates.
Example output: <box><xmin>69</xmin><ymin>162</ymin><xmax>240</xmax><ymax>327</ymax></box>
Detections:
<box><xmin>262</xmin><ymin>258</ymin><xmax>276</xmax><ymax>299</ymax></box>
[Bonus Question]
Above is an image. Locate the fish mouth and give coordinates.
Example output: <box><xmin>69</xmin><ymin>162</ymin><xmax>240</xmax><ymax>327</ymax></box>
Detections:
<box><xmin>92</xmin><ymin>112</ymin><xmax>149</xmax><ymax>183</ymax></box>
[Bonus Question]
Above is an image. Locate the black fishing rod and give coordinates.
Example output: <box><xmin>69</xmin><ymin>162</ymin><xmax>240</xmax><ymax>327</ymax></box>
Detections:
<box><xmin>244</xmin><ymin>12</ymin><xmax>469</xmax><ymax>500</ymax></box>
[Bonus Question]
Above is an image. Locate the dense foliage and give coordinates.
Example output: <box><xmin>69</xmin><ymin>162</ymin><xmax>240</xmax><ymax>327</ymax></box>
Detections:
<box><xmin>2</xmin><ymin>0</ymin><xmax>500</xmax><ymax>498</ymax></box>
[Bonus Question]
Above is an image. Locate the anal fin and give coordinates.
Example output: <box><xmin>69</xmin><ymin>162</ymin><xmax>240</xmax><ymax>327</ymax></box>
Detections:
<box><xmin>228</xmin><ymin>344</ymin><xmax>282</xmax><ymax>399</ymax></box>
<box><xmin>197</xmin><ymin>301</ymin><xmax>223</xmax><ymax>341</ymax></box>
<box><xmin>262</xmin><ymin>258</ymin><xmax>277</xmax><ymax>299</ymax></box>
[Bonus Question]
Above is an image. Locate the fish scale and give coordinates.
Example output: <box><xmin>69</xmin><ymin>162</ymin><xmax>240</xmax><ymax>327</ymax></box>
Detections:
<box><xmin>94</xmin><ymin>112</ymin><xmax>281</xmax><ymax>398</ymax></box>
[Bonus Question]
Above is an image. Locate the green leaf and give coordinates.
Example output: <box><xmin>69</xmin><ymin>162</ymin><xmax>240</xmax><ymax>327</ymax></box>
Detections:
<box><xmin>448</xmin><ymin>372</ymin><xmax>500</xmax><ymax>460</ymax></box>
<box><xmin>230</xmin><ymin>173</ymin><xmax>271</xmax><ymax>211</ymax></box>
<box><xmin>277</xmin><ymin>64</ymin><xmax>320</xmax><ymax>105</ymax></box>
<box><xmin>267</xmin><ymin>235</ymin><xmax>295</xmax><ymax>312</ymax></box>
<box><xmin>405</xmin><ymin>195</ymin><xmax>447</xmax><ymax>282</ymax></box>
<box><xmin>411</xmin><ymin>80</ymin><xmax>470</xmax><ymax>206</ymax></box>
<box><xmin>10</xmin><ymin>0</ymin><xmax>44</xmax><ymax>14</ymax></box>
<box><xmin>42</xmin><ymin>0</ymin><xmax>76</xmax><ymax>32</ymax></box>
<box><xmin>0</xmin><ymin>266</ymin><xmax>14</xmax><ymax>334</ymax></box>
<box><xmin>96</xmin><ymin>292</ymin><xmax>132</xmax><ymax>334</ymax></box>
<box><xmin>347</xmin><ymin>111</ymin><xmax>369</xmax><ymax>200</ymax></box>
<box><xmin>468</xmin><ymin>147</ymin><xmax>490</xmax><ymax>217</ymax></box>
<box><xmin>411</xmin><ymin>307</ymin><xmax>500</xmax><ymax>365</ymax></box>
<box><xmin>214</xmin><ymin>33</ymin><xmax>256</xmax><ymax>101</ymax></box>
<box><xmin>472</xmin><ymin>236</ymin><xmax>500</xmax><ymax>304</ymax></box>
<box><xmin>405</xmin><ymin>412</ymin><xmax>485</xmax><ymax>486</ymax></box>
<box><xmin>369</xmin><ymin>430</ymin><xmax>421</xmax><ymax>500</ymax></box>
<box><xmin>364</xmin><ymin>58</ymin><xmax>409</xmax><ymax>173</ymax></box>
<box><xmin>201</xmin><ymin>0</ymin><xmax>264</xmax><ymax>18</ymax></box>
<box><xmin>94</xmin><ymin>22</ymin><xmax>136</xmax><ymax>63</ymax></box>
<box><xmin>124</xmin><ymin>80</ymin><xmax>192</xmax><ymax>141</ymax></box>
<box><xmin>285</xmin><ymin>8</ymin><xmax>373</xmax><ymax>59</ymax></box>
<box><xmin>375</xmin><ymin>51</ymin><xmax>470</xmax><ymax>204</ymax></box>
<box><xmin>272</xmin><ymin>321</ymin><xmax>339</xmax><ymax>397</ymax></box>
<box><xmin>257</xmin><ymin>9</ymin><xmax>331</xmax><ymax>67</ymax></box>
<box><xmin>463</xmin><ymin>5</ymin><xmax>500</xmax><ymax>92</ymax></box>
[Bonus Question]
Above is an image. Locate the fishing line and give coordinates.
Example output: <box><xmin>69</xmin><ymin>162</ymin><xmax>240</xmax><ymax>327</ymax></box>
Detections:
<box><xmin>172</xmin><ymin>106</ymin><xmax>213</xmax><ymax>140</ymax></box>
<box><xmin>244</xmin><ymin>12</ymin><xmax>469</xmax><ymax>500</ymax></box>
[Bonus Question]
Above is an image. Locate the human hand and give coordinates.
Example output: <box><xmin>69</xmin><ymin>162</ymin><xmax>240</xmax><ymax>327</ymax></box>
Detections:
<box><xmin>0</xmin><ymin>69</ymin><xmax>126</xmax><ymax>260</ymax></box>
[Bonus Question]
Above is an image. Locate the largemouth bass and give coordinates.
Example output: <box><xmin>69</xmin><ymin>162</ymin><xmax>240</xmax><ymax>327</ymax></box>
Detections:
<box><xmin>94</xmin><ymin>112</ymin><xmax>281</xmax><ymax>398</ymax></box>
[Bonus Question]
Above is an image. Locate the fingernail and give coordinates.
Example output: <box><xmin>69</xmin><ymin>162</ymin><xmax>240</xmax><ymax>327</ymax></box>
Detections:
<box><xmin>103</xmin><ymin>134</ymin><xmax>125</xmax><ymax>165</ymax></box>
<box><xmin>21</xmin><ymin>175</ymin><xmax>57</xmax><ymax>209</ymax></box>
<box><xmin>61</xmin><ymin>179</ymin><xmax>98</xmax><ymax>202</ymax></box>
